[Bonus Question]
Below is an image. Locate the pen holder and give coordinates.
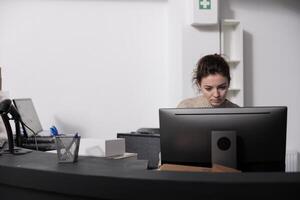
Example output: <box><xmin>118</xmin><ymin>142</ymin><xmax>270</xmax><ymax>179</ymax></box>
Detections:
<box><xmin>55</xmin><ymin>134</ymin><xmax>80</xmax><ymax>163</ymax></box>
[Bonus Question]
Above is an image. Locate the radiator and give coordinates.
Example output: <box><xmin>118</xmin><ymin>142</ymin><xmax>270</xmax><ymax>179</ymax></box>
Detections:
<box><xmin>285</xmin><ymin>151</ymin><xmax>299</xmax><ymax>172</ymax></box>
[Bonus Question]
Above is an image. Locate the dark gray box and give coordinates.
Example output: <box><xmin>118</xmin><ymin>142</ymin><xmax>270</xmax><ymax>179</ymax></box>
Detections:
<box><xmin>117</xmin><ymin>132</ymin><xmax>160</xmax><ymax>169</ymax></box>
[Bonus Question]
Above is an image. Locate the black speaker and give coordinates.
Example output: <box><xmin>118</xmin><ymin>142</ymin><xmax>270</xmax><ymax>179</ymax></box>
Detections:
<box><xmin>117</xmin><ymin>132</ymin><xmax>160</xmax><ymax>169</ymax></box>
<box><xmin>211</xmin><ymin>130</ymin><xmax>236</xmax><ymax>169</ymax></box>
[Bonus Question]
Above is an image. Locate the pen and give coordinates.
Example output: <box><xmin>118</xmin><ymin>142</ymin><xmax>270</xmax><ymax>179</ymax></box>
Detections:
<box><xmin>50</xmin><ymin>126</ymin><xmax>59</xmax><ymax>136</ymax></box>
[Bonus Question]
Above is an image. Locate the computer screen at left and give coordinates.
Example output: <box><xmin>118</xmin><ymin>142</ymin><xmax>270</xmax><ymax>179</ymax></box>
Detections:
<box><xmin>13</xmin><ymin>98</ymin><xmax>43</xmax><ymax>136</ymax></box>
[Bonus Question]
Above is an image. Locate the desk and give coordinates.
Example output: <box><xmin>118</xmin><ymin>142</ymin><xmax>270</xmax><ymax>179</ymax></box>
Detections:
<box><xmin>0</xmin><ymin>151</ymin><xmax>300</xmax><ymax>200</ymax></box>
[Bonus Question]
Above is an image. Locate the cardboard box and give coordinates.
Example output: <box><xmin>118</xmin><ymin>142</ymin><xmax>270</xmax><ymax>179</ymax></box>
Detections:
<box><xmin>78</xmin><ymin>138</ymin><xmax>125</xmax><ymax>157</ymax></box>
<box><xmin>159</xmin><ymin>163</ymin><xmax>240</xmax><ymax>173</ymax></box>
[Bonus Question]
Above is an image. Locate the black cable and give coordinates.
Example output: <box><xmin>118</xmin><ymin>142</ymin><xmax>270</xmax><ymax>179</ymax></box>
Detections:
<box><xmin>19</xmin><ymin>121</ymin><xmax>39</xmax><ymax>151</ymax></box>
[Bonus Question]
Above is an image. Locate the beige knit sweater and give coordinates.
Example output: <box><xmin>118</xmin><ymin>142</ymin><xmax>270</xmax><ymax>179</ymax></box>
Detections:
<box><xmin>177</xmin><ymin>95</ymin><xmax>239</xmax><ymax>108</ymax></box>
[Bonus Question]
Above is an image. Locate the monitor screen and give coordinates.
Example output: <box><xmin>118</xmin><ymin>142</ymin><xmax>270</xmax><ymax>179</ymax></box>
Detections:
<box><xmin>159</xmin><ymin>107</ymin><xmax>287</xmax><ymax>172</ymax></box>
<box><xmin>12</xmin><ymin>98</ymin><xmax>43</xmax><ymax>136</ymax></box>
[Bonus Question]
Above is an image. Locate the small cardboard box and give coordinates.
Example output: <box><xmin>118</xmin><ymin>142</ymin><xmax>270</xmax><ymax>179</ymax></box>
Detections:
<box><xmin>78</xmin><ymin>138</ymin><xmax>125</xmax><ymax>157</ymax></box>
<box><xmin>159</xmin><ymin>163</ymin><xmax>241</xmax><ymax>173</ymax></box>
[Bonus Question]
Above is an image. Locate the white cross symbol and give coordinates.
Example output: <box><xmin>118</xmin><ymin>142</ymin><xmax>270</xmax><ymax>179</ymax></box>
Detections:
<box><xmin>200</xmin><ymin>0</ymin><xmax>211</xmax><ymax>9</ymax></box>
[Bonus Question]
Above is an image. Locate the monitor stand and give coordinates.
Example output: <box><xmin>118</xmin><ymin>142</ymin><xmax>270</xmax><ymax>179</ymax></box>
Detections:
<box><xmin>1</xmin><ymin>114</ymin><xmax>33</xmax><ymax>155</ymax></box>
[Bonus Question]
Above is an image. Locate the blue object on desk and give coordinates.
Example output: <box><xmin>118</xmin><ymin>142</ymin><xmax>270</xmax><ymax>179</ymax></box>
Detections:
<box><xmin>50</xmin><ymin>126</ymin><xmax>59</xmax><ymax>136</ymax></box>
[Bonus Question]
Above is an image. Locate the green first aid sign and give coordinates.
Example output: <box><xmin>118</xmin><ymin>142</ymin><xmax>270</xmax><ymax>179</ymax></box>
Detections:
<box><xmin>199</xmin><ymin>0</ymin><xmax>211</xmax><ymax>10</ymax></box>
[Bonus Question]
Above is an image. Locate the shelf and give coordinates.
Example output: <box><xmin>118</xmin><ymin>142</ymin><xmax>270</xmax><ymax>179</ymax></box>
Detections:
<box><xmin>227</xmin><ymin>59</ymin><xmax>240</xmax><ymax>65</ymax></box>
<box><xmin>222</xmin><ymin>19</ymin><xmax>240</xmax><ymax>26</ymax></box>
<box><xmin>221</xmin><ymin>19</ymin><xmax>244</xmax><ymax>106</ymax></box>
<box><xmin>227</xmin><ymin>59</ymin><xmax>240</xmax><ymax>64</ymax></box>
<box><xmin>228</xmin><ymin>88</ymin><xmax>240</xmax><ymax>92</ymax></box>
<box><xmin>221</xmin><ymin>20</ymin><xmax>242</xmax><ymax>61</ymax></box>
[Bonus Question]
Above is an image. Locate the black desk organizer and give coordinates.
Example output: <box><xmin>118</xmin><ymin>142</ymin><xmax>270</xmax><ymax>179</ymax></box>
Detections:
<box><xmin>117</xmin><ymin>129</ymin><xmax>160</xmax><ymax>169</ymax></box>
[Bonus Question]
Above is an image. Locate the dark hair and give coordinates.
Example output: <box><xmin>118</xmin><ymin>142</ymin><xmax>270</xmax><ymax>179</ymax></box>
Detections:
<box><xmin>193</xmin><ymin>54</ymin><xmax>231</xmax><ymax>86</ymax></box>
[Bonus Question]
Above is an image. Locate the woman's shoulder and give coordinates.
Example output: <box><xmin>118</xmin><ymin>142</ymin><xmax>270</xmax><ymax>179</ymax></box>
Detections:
<box><xmin>177</xmin><ymin>96</ymin><xmax>212</xmax><ymax>108</ymax></box>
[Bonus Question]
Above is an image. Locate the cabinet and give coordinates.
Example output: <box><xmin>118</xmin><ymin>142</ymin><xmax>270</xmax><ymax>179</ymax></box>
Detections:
<box><xmin>190</xmin><ymin>0</ymin><xmax>219</xmax><ymax>26</ymax></box>
<box><xmin>220</xmin><ymin>19</ymin><xmax>244</xmax><ymax>106</ymax></box>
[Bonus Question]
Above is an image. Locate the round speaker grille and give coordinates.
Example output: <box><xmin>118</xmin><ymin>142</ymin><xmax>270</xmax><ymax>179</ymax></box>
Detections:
<box><xmin>217</xmin><ymin>137</ymin><xmax>231</xmax><ymax>151</ymax></box>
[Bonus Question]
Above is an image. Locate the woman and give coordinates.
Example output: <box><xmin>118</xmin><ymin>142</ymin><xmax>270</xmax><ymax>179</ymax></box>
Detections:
<box><xmin>177</xmin><ymin>54</ymin><xmax>239</xmax><ymax>108</ymax></box>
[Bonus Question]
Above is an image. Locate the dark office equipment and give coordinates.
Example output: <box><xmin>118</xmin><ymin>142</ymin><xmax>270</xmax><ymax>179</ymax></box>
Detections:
<box><xmin>12</xmin><ymin>98</ymin><xmax>56</xmax><ymax>151</ymax></box>
<box><xmin>136</xmin><ymin>127</ymin><xmax>160</xmax><ymax>135</ymax></box>
<box><xmin>159</xmin><ymin>107</ymin><xmax>287</xmax><ymax>172</ymax></box>
<box><xmin>13</xmin><ymin>98</ymin><xmax>51</xmax><ymax>137</ymax></box>
<box><xmin>0</xmin><ymin>99</ymin><xmax>32</xmax><ymax>154</ymax></box>
<box><xmin>0</xmin><ymin>139</ymin><xmax>6</xmax><ymax>149</ymax></box>
<box><xmin>117</xmin><ymin>129</ymin><xmax>160</xmax><ymax>169</ymax></box>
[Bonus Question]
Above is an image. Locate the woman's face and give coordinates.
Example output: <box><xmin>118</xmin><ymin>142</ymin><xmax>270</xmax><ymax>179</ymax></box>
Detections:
<box><xmin>199</xmin><ymin>74</ymin><xmax>229</xmax><ymax>107</ymax></box>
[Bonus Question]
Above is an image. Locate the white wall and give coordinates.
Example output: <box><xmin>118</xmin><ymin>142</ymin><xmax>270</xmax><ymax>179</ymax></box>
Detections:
<box><xmin>1</xmin><ymin>0</ymin><xmax>299</xmax><ymax>152</ymax></box>
<box><xmin>220</xmin><ymin>0</ymin><xmax>300</xmax><ymax>151</ymax></box>
<box><xmin>0</xmin><ymin>0</ymin><xmax>169</xmax><ymax>138</ymax></box>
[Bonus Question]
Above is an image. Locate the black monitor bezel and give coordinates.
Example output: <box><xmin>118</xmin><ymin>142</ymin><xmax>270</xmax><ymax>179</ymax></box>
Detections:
<box><xmin>159</xmin><ymin>106</ymin><xmax>287</xmax><ymax>172</ymax></box>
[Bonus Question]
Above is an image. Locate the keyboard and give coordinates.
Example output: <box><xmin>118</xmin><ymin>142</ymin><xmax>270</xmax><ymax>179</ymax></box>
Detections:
<box><xmin>24</xmin><ymin>136</ymin><xmax>55</xmax><ymax>144</ymax></box>
<box><xmin>22</xmin><ymin>142</ymin><xmax>56</xmax><ymax>151</ymax></box>
<box><xmin>22</xmin><ymin>136</ymin><xmax>56</xmax><ymax>151</ymax></box>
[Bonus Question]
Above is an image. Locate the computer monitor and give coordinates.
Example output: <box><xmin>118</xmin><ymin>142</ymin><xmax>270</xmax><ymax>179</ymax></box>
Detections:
<box><xmin>12</xmin><ymin>98</ymin><xmax>43</xmax><ymax>137</ymax></box>
<box><xmin>159</xmin><ymin>107</ymin><xmax>287</xmax><ymax>172</ymax></box>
